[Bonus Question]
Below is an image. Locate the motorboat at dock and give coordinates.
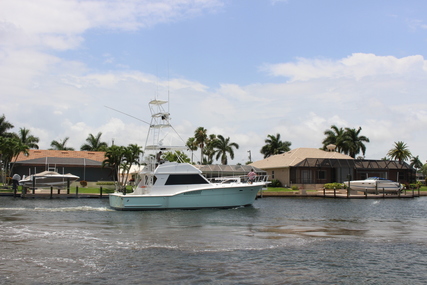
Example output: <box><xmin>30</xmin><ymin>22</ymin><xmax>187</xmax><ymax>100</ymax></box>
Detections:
<box><xmin>19</xmin><ymin>171</ymin><xmax>80</xmax><ymax>188</ymax></box>
<box><xmin>343</xmin><ymin>177</ymin><xmax>403</xmax><ymax>194</ymax></box>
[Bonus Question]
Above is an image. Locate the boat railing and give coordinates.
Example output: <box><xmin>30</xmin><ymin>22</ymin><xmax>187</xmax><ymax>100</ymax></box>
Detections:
<box><xmin>208</xmin><ymin>175</ymin><xmax>269</xmax><ymax>184</ymax></box>
<box><xmin>249</xmin><ymin>174</ymin><xmax>269</xmax><ymax>184</ymax></box>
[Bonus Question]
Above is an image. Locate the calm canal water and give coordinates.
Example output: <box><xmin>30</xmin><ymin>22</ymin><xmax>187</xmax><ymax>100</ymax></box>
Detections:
<box><xmin>1</xmin><ymin>196</ymin><xmax>427</xmax><ymax>284</ymax></box>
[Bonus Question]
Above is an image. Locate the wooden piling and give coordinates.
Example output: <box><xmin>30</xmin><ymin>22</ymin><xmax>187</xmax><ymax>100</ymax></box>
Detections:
<box><xmin>50</xmin><ymin>186</ymin><xmax>53</xmax><ymax>199</ymax></box>
<box><xmin>100</xmin><ymin>187</ymin><xmax>103</xmax><ymax>198</ymax></box>
<box><xmin>76</xmin><ymin>186</ymin><xmax>79</xmax><ymax>198</ymax></box>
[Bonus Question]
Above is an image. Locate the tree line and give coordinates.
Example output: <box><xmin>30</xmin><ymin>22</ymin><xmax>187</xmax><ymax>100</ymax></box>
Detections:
<box><xmin>1</xmin><ymin>114</ymin><xmax>425</xmax><ymax>179</ymax></box>
<box><xmin>0</xmin><ymin>114</ymin><xmax>142</xmax><ymax>185</ymax></box>
<box><xmin>186</xmin><ymin>127</ymin><xmax>239</xmax><ymax>165</ymax></box>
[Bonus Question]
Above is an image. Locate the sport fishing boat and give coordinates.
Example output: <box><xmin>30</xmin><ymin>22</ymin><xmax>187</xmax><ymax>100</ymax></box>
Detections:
<box><xmin>343</xmin><ymin>177</ymin><xmax>403</xmax><ymax>194</ymax></box>
<box><xmin>109</xmin><ymin>99</ymin><xmax>268</xmax><ymax>210</ymax></box>
<box><xmin>19</xmin><ymin>171</ymin><xmax>79</xmax><ymax>188</ymax></box>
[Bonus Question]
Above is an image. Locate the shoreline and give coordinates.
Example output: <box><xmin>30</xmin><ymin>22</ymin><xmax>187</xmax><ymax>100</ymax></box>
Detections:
<box><xmin>1</xmin><ymin>189</ymin><xmax>425</xmax><ymax>199</ymax></box>
<box><xmin>258</xmin><ymin>189</ymin><xmax>426</xmax><ymax>198</ymax></box>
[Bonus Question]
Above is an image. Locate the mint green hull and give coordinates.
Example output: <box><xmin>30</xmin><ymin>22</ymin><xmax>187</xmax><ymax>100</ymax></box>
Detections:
<box><xmin>109</xmin><ymin>185</ymin><xmax>262</xmax><ymax>210</ymax></box>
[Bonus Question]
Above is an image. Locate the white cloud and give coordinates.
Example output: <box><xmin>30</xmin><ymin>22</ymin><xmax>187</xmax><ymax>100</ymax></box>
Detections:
<box><xmin>1</xmin><ymin>0</ymin><xmax>426</xmax><ymax>164</ymax></box>
<box><xmin>0</xmin><ymin>0</ymin><xmax>223</xmax><ymax>50</ymax></box>
<box><xmin>263</xmin><ymin>53</ymin><xmax>427</xmax><ymax>81</ymax></box>
<box><xmin>3</xmin><ymin>50</ymin><xmax>427</xmax><ymax>163</ymax></box>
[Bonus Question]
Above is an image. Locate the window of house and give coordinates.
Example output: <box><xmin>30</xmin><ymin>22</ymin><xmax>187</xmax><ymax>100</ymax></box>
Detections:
<box><xmin>271</xmin><ymin>171</ymin><xmax>275</xmax><ymax>179</ymax></box>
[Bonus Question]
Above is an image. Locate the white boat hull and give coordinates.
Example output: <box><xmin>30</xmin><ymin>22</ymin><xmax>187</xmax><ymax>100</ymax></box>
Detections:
<box><xmin>109</xmin><ymin>184</ymin><xmax>262</xmax><ymax>210</ymax></box>
<box><xmin>19</xmin><ymin>172</ymin><xmax>79</xmax><ymax>188</ymax></box>
<box><xmin>344</xmin><ymin>179</ymin><xmax>403</xmax><ymax>194</ymax></box>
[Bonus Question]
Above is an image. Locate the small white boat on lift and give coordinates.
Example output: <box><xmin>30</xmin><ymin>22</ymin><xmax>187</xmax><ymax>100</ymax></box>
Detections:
<box><xmin>109</xmin><ymin>99</ymin><xmax>268</xmax><ymax>210</ymax></box>
<box><xmin>343</xmin><ymin>177</ymin><xmax>403</xmax><ymax>194</ymax></box>
<box><xmin>19</xmin><ymin>171</ymin><xmax>79</xmax><ymax>188</ymax></box>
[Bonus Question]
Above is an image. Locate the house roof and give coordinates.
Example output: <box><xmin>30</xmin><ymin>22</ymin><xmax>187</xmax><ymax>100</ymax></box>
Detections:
<box><xmin>15</xmin><ymin>149</ymin><xmax>106</xmax><ymax>166</ymax></box>
<box><xmin>14</xmin><ymin>157</ymin><xmax>103</xmax><ymax>167</ymax></box>
<box><xmin>294</xmin><ymin>157</ymin><xmax>413</xmax><ymax>170</ymax></box>
<box><xmin>250</xmin><ymin>148</ymin><xmax>353</xmax><ymax>169</ymax></box>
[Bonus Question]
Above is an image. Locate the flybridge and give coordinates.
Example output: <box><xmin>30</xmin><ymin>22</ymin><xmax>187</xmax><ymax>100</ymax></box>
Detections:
<box><xmin>144</xmin><ymin>98</ymin><xmax>185</xmax><ymax>153</ymax></box>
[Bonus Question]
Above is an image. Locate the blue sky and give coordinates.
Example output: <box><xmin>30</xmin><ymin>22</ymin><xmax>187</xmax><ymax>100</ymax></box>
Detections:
<box><xmin>1</xmin><ymin>0</ymin><xmax>427</xmax><ymax>164</ymax></box>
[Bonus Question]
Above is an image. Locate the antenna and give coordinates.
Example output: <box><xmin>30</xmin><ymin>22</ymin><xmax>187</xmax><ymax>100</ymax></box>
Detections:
<box><xmin>167</xmin><ymin>61</ymin><xmax>170</xmax><ymax>114</ymax></box>
<box><xmin>104</xmin><ymin>106</ymin><xmax>150</xmax><ymax>125</ymax></box>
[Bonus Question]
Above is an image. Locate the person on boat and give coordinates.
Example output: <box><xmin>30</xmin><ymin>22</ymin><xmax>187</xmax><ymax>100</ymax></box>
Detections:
<box><xmin>247</xmin><ymin>169</ymin><xmax>257</xmax><ymax>184</ymax></box>
<box><xmin>156</xmin><ymin>151</ymin><xmax>164</xmax><ymax>165</ymax></box>
<box><xmin>12</xmin><ymin>173</ymin><xmax>21</xmax><ymax>191</ymax></box>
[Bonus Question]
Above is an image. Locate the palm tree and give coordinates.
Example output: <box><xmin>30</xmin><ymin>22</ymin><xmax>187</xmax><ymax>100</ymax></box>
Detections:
<box><xmin>186</xmin><ymin>137</ymin><xmax>198</xmax><ymax>163</ymax></box>
<box><xmin>0</xmin><ymin>137</ymin><xmax>29</xmax><ymax>177</ymax></box>
<box><xmin>387</xmin><ymin>141</ymin><xmax>412</xmax><ymax>163</ymax></box>
<box><xmin>342</xmin><ymin>127</ymin><xmax>370</xmax><ymax>158</ymax></box>
<box><xmin>203</xmin><ymin>134</ymin><xmax>217</xmax><ymax>165</ymax></box>
<box><xmin>260</xmin><ymin>133</ymin><xmax>291</xmax><ymax>158</ymax></box>
<box><xmin>0</xmin><ymin>114</ymin><xmax>14</xmax><ymax>137</ymax></box>
<box><xmin>17</xmin><ymin>128</ymin><xmax>39</xmax><ymax>149</ymax></box>
<box><xmin>212</xmin><ymin>135</ymin><xmax>239</xmax><ymax>165</ymax></box>
<box><xmin>322</xmin><ymin>125</ymin><xmax>346</xmax><ymax>152</ymax></box>
<box><xmin>81</xmin><ymin>132</ymin><xmax>108</xmax><ymax>151</ymax></box>
<box><xmin>410</xmin><ymin>155</ymin><xmax>422</xmax><ymax>171</ymax></box>
<box><xmin>121</xmin><ymin>144</ymin><xmax>143</xmax><ymax>188</ymax></box>
<box><xmin>194</xmin><ymin>127</ymin><xmax>208</xmax><ymax>164</ymax></box>
<box><xmin>102</xmin><ymin>145</ymin><xmax>125</xmax><ymax>186</ymax></box>
<box><xmin>50</xmin><ymin>137</ymin><xmax>75</xmax><ymax>151</ymax></box>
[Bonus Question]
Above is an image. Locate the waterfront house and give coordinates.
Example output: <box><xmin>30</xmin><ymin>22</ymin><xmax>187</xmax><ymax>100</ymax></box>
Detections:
<box><xmin>14</xmin><ymin>149</ymin><xmax>111</xmax><ymax>182</ymax></box>
<box><xmin>250</xmin><ymin>147</ymin><xmax>415</xmax><ymax>189</ymax></box>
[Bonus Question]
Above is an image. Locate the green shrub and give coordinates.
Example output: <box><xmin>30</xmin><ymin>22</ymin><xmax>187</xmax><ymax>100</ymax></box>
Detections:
<box><xmin>409</xmin><ymin>182</ymin><xmax>421</xmax><ymax>189</ymax></box>
<box><xmin>291</xmin><ymin>185</ymin><xmax>299</xmax><ymax>191</ymax></box>
<box><xmin>268</xmin><ymin>179</ymin><xmax>282</xmax><ymax>187</ymax></box>
<box><xmin>324</xmin><ymin>182</ymin><xmax>343</xmax><ymax>189</ymax></box>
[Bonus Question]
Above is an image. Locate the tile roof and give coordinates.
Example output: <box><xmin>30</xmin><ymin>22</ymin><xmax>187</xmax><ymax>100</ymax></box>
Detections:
<box><xmin>250</xmin><ymin>148</ymin><xmax>354</xmax><ymax>169</ymax></box>
<box><xmin>15</xmin><ymin>149</ymin><xmax>106</xmax><ymax>163</ymax></box>
<box><xmin>14</xmin><ymin>157</ymin><xmax>102</xmax><ymax>167</ymax></box>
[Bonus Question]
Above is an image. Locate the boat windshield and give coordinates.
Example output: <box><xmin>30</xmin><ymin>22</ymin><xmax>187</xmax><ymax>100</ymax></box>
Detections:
<box><xmin>365</xmin><ymin>177</ymin><xmax>390</xmax><ymax>181</ymax></box>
